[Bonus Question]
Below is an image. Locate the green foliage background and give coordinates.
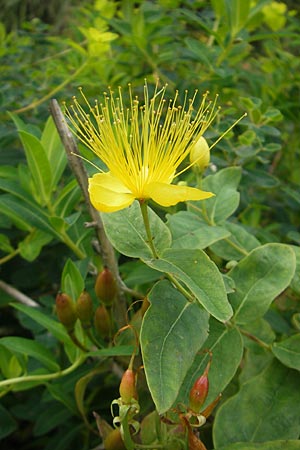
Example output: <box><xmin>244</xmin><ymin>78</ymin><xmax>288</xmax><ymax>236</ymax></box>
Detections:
<box><xmin>0</xmin><ymin>1</ymin><xmax>300</xmax><ymax>449</ymax></box>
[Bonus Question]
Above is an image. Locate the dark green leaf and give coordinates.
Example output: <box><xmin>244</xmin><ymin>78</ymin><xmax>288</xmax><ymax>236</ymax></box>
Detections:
<box><xmin>140</xmin><ymin>280</ymin><xmax>209</xmax><ymax>414</ymax></box>
<box><xmin>144</xmin><ymin>248</ymin><xmax>232</xmax><ymax>322</ymax></box>
<box><xmin>229</xmin><ymin>244</ymin><xmax>296</xmax><ymax>324</ymax></box>
<box><xmin>272</xmin><ymin>334</ymin><xmax>300</xmax><ymax>371</ymax></box>
<box><xmin>213</xmin><ymin>360</ymin><xmax>300</xmax><ymax>446</ymax></box>
<box><xmin>166</xmin><ymin>210</ymin><xmax>230</xmax><ymax>249</ymax></box>
<box><xmin>0</xmin><ymin>405</ymin><xmax>17</xmax><ymax>439</ymax></box>
<box><xmin>101</xmin><ymin>201</ymin><xmax>172</xmax><ymax>258</ymax></box>
<box><xmin>0</xmin><ymin>336</ymin><xmax>60</xmax><ymax>372</ymax></box>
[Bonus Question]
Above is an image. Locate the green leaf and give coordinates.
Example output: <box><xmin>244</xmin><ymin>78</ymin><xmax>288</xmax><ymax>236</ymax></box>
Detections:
<box><xmin>272</xmin><ymin>334</ymin><xmax>300</xmax><ymax>371</ymax></box>
<box><xmin>290</xmin><ymin>245</ymin><xmax>300</xmax><ymax>295</ymax></box>
<box><xmin>210</xmin><ymin>222</ymin><xmax>260</xmax><ymax>260</ymax></box>
<box><xmin>217</xmin><ymin>441</ymin><xmax>300</xmax><ymax>450</ymax></box>
<box><xmin>18</xmin><ymin>230</ymin><xmax>53</xmax><ymax>261</ymax></box>
<box><xmin>177</xmin><ymin>320</ymin><xmax>243</xmax><ymax>408</ymax></box>
<box><xmin>11</xmin><ymin>303</ymin><xmax>71</xmax><ymax>345</ymax></box>
<box><xmin>0</xmin><ymin>194</ymin><xmax>61</xmax><ymax>238</ymax></box>
<box><xmin>41</xmin><ymin>116</ymin><xmax>67</xmax><ymax>188</ymax></box>
<box><xmin>18</xmin><ymin>130</ymin><xmax>53</xmax><ymax>206</ymax></box>
<box><xmin>53</xmin><ymin>179</ymin><xmax>81</xmax><ymax>217</ymax></box>
<box><xmin>213</xmin><ymin>360</ymin><xmax>300</xmax><ymax>446</ymax></box>
<box><xmin>33</xmin><ymin>403</ymin><xmax>72</xmax><ymax>436</ymax></box>
<box><xmin>61</xmin><ymin>259</ymin><xmax>85</xmax><ymax>301</ymax></box>
<box><xmin>140</xmin><ymin>280</ymin><xmax>209</xmax><ymax>414</ymax></box>
<box><xmin>0</xmin><ymin>194</ymin><xmax>33</xmax><ymax>231</ymax></box>
<box><xmin>188</xmin><ymin>167</ymin><xmax>242</xmax><ymax>224</ymax></box>
<box><xmin>229</xmin><ymin>244</ymin><xmax>296</xmax><ymax>324</ymax></box>
<box><xmin>166</xmin><ymin>211</ymin><xmax>230</xmax><ymax>249</ymax></box>
<box><xmin>144</xmin><ymin>248</ymin><xmax>232</xmax><ymax>322</ymax></box>
<box><xmin>0</xmin><ymin>345</ymin><xmax>24</xmax><ymax>378</ymax></box>
<box><xmin>0</xmin><ymin>336</ymin><xmax>60</xmax><ymax>372</ymax></box>
<box><xmin>0</xmin><ymin>233</ymin><xmax>14</xmax><ymax>253</ymax></box>
<box><xmin>0</xmin><ymin>405</ymin><xmax>17</xmax><ymax>439</ymax></box>
<box><xmin>101</xmin><ymin>201</ymin><xmax>172</xmax><ymax>258</ymax></box>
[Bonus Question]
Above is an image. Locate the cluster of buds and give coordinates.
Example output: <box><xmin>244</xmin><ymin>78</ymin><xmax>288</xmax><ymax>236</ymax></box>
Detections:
<box><xmin>55</xmin><ymin>266</ymin><xmax>117</xmax><ymax>349</ymax></box>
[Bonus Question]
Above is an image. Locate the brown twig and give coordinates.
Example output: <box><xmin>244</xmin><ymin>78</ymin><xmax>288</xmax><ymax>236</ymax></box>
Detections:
<box><xmin>49</xmin><ymin>99</ymin><xmax>127</xmax><ymax>327</ymax></box>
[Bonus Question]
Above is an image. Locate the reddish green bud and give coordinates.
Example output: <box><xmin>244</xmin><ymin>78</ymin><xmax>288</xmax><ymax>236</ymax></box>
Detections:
<box><xmin>95</xmin><ymin>267</ymin><xmax>117</xmax><ymax>306</ymax></box>
<box><xmin>104</xmin><ymin>428</ymin><xmax>126</xmax><ymax>450</ymax></box>
<box><xmin>94</xmin><ymin>305</ymin><xmax>112</xmax><ymax>340</ymax></box>
<box><xmin>119</xmin><ymin>368</ymin><xmax>137</xmax><ymax>403</ymax></box>
<box><xmin>189</xmin><ymin>362</ymin><xmax>210</xmax><ymax>413</ymax></box>
<box><xmin>76</xmin><ymin>291</ymin><xmax>94</xmax><ymax>327</ymax></box>
<box><xmin>55</xmin><ymin>292</ymin><xmax>77</xmax><ymax>332</ymax></box>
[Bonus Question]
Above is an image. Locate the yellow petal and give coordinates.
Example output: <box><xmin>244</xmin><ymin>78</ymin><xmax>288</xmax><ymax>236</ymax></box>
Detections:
<box><xmin>88</xmin><ymin>173</ymin><xmax>135</xmax><ymax>212</ymax></box>
<box><xmin>144</xmin><ymin>182</ymin><xmax>214</xmax><ymax>207</ymax></box>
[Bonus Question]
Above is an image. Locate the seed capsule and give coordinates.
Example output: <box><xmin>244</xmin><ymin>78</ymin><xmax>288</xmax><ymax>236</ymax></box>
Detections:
<box><xmin>189</xmin><ymin>361</ymin><xmax>210</xmax><ymax>413</ymax></box>
<box><xmin>76</xmin><ymin>291</ymin><xmax>94</xmax><ymax>327</ymax></box>
<box><xmin>95</xmin><ymin>267</ymin><xmax>117</xmax><ymax>306</ymax></box>
<box><xmin>55</xmin><ymin>292</ymin><xmax>77</xmax><ymax>332</ymax></box>
<box><xmin>94</xmin><ymin>305</ymin><xmax>112</xmax><ymax>340</ymax></box>
<box><xmin>104</xmin><ymin>428</ymin><xmax>126</xmax><ymax>450</ymax></box>
<box><xmin>119</xmin><ymin>368</ymin><xmax>137</xmax><ymax>404</ymax></box>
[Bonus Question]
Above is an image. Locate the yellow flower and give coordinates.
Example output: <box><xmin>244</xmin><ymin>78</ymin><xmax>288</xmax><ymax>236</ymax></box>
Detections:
<box><xmin>65</xmin><ymin>82</ymin><xmax>217</xmax><ymax>213</ymax></box>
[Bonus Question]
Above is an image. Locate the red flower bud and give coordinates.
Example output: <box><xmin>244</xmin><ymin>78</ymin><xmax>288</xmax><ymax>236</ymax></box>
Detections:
<box><xmin>104</xmin><ymin>428</ymin><xmax>126</xmax><ymax>450</ymax></box>
<box><xmin>76</xmin><ymin>291</ymin><xmax>94</xmax><ymax>327</ymax></box>
<box><xmin>119</xmin><ymin>368</ymin><xmax>137</xmax><ymax>404</ymax></box>
<box><xmin>55</xmin><ymin>292</ymin><xmax>77</xmax><ymax>332</ymax></box>
<box><xmin>95</xmin><ymin>267</ymin><xmax>117</xmax><ymax>306</ymax></box>
<box><xmin>94</xmin><ymin>305</ymin><xmax>112</xmax><ymax>340</ymax></box>
<box><xmin>189</xmin><ymin>361</ymin><xmax>210</xmax><ymax>413</ymax></box>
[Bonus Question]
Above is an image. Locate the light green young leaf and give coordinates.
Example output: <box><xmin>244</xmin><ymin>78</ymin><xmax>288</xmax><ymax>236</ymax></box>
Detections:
<box><xmin>101</xmin><ymin>201</ymin><xmax>172</xmax><ymax>258</ymax></box>
<box><xmin>0</xmin><ymin>336</ymin><xmax>60</xmax><ymax>372</ymax></box>
<box><xmin>61</xmin><ymin>259</ymin><xmax>85</xmax><ymax>301</ymax></box>
<box><xmin>213</xmin><ymin>360</ymin><xmax>300</xmax><ymax>447</ymax></box>
<box><xmin>272</xmin><ymin>334</ymin><xmax>300</xmax><ymax>371</ymax></box>
<box><xmin>41</xmin><ymin>116</ymin><xmax>67</xmax><ymax>188</ymax></box>
<box><xmin>18</xmin><ymin>230</ymin><xmax>53</xmax><ymax>262</ymax></box>
<box><xmin>140</xmin><ymin>280</ymin><xmax>209</xmax><ymax>414</ymax></box>
<box><xmin>18</xmin><ymin>131</ymin><xmax>53</xmax><ymax>206</ymax></box>
<box><xmin>144</xmin><ymin>248</ymin><xmax>232</xmax><ymax>322</ymax></box>
<box><xmin>166</xmin><ymin>211</ymin><xmax>230</xmax><ymax>249</ymax></box>
<box><xmin>229</xmin><ymin>243</ymin><xmax>296</xmax><ymax>324</ymax></box>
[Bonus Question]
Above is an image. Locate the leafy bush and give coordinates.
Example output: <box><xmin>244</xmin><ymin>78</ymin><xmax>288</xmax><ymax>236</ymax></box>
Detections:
<box><xmin>0</xmin><ymin>1</ymin><xmax>300</xmax><ymax>449</ymax></box>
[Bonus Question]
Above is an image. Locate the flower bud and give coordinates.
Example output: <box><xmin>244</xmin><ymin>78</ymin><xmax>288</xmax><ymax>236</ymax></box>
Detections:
<box><xmin>119</xmin><ymin>368</ymin><xmax>137</xmax><ymax>403</ymax></box>
<box><xmin>55</xmin><ymin>292</ymin><xmax>77</xmax><ymax>332</ymax></box>
<box><xmin>76</xmin><ymin>291</ymin><xmax>94</xmax><ymax>327</ymax></box>
<box><xmin>189</xmin><ymin>136</ymin><xmax>210</xmax><ymax>171</ymax></box>
<box><xmin>189</xmin><ymin>361</ymin><xmax>210</xmax><ymax>413</ymax></box>
<box><xmin>104</xmin><ymin>428</ymin><xmax>126</xmax><ymax>450</ymax></box>
<box><xmin>95</xmin><ymin>267</ymin><xmax>117</xmax><ymax>306</ymax></box>
<box><xmin>94</xmin><ymin>305</ymin><xmax>112</xmax><ymax>340</ymax></box>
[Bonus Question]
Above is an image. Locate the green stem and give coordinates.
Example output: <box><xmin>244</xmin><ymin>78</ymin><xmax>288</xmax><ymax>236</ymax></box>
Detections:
<box><xmin>139</xmin><ymin>201</ymin><xmax>194</xmax><ymax>302</ymax></box>
<box><xmin>139</xmin><ymin>201</ymin><xmax>159</xmax><ymax>259</ymax></box>
<box><xmin>239</xmin><ymin>328</ymin><xmax>271</xmax><ymax>350</ymax></box>
<box><xmin>60</xmin><ymin>230</ymin><xmax>86</xmax><ymax>259</ymax></box>
<box><xmin>0</xmin><ymin>248</ymin><xmax>20</xmax><ymax>265</ymax></box>
<box><xmin>0</xmin><ymin>355</ymin><xmax>85</xmax><ymax>389</ymax></box>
